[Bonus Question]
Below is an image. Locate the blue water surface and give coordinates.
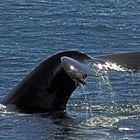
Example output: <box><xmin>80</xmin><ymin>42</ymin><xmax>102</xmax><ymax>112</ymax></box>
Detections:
<box><xmin>0</xmin><ymin>0</ymin><xmax>140</xmax><ymax>139</ymax></box>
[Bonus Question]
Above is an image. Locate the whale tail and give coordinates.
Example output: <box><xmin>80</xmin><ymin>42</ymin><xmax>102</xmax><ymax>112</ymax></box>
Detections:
<box><xmin>2</xmin><ymin>51</ymin><xmax>91</xmax><ymax>113</ymax></box>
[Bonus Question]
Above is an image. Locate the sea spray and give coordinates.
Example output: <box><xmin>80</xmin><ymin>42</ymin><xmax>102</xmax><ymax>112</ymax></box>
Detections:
<box><xmin>80</xmin><ymin>61</ymin><xmax>127</xmax><ymax>126</ymax></box>
<box><xmin>81</xmin><ymin>84</ymin><xmax>94</xmax><ymax>120</ymax></box>
<box><xmin>92</xmin><ymin>62</ymin><xmax>119</xmax><ymax>110</ymax></box>
<box><xmin>80</xmin><ymin>61</ymin><xmax>140</xmax><ymax>127</ymax></box>
<box><xmin>66</xmin><ymin>59</ymin><xmax>140</xmax><ymax>127</ymax></box>
<box><xmin>77</xmin><ymin>62</ymin><xmax>118</xmax><ymax>123</ymax></box>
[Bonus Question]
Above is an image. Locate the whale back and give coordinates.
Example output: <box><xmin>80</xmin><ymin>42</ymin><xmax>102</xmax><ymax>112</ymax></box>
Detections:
<box><xmin>97</xmin><ymin>52</ymin><xmax>140</xmax><ymax>71</ymax></box>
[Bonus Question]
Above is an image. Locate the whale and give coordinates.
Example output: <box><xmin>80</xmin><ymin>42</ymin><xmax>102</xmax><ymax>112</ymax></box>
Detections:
<box><xmin>2</xmin><ymin>51</ymin><xmax>91</xmax><ymax>113</ymax></box>
<box><xmin>1</xmin><ymin>51</ymin><xmax>140</xmax><ymax>113</ymax></box>
<box><xmin>97</xmin><ymin>52</ymin><xmax>140</xmax><ymax>71</ymax></box>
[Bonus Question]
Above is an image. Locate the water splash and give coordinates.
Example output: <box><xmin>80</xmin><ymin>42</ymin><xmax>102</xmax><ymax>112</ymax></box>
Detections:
<box><xmin>80</xmin><ymin>115</ymin><xmax>139</xmax><ymax>127</ymax></box>
<box><xmin>79</xmin><ymin>61</ymin><xmax>140</xmax><ymax>128</ymax></box>
<box><xmin>81</xmin><ymin>116</ymin><xmax>122</xmax><ymax>127</ymax></box>
<box><xmin>91</xmin><ymin>61</ymin><xmax>118</xmax><ymax>107</ymax></box>
<box><xmin>80</xmin><ymin>102</ymin><xmax>140</xmax><ymax>127</ymax></box>
<box><xmin>81</xmin><ymin>85</ymin><xmax>94</xmax><ymax>120</ymax></box>
<box><xmin>0</xmin><ymin>104</ymin><xmax>6</xmax><ymax>110</ymax></box>
<box><xmin>0</xmin><ymin>104</ymin><xmax>31</xmax><ymax>117</ymax></box>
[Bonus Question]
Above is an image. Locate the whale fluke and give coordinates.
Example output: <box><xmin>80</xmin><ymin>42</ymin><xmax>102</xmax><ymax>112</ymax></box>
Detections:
<box><xmin>2</xmin><ymin>51</ymin><xmax>91</xmax><ymax>113</ymax></box>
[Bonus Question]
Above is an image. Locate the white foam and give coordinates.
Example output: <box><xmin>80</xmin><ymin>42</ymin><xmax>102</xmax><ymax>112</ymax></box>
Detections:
<box><xmin>118</xmin><ymin>127</ymin><xmax>133</xmax><ymax>131</ymax></box>
<box><xmin>0</xmin><ymin>104</ymin><xmax>6</xmax><ymax>110</ymax></box>
<box><xmin>94</xmin><ymin>61</ymin><xmax>130</xmax><ymax>72</ymax></box>
<box><xmin>81</xmin><ymin>116</ymin><xmax>129</xmax><ymax>127</ymax></box>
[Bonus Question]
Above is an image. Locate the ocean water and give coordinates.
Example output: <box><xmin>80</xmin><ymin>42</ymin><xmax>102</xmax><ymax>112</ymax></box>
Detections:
<box><xmin>0</xmin><ymin>0</ymin><xmax>140</xmax><ymax>139</ymax></box>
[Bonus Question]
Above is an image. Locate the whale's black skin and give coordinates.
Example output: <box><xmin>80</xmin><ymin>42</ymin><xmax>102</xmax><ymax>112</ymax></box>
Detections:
<box><xmin>97</xmin><ymin>52</ymin><xmax>140</xmax><ymax>71</ymax></box>
<box><xmin>2</xmin><ymin>51</ymin><xmax>91</xmax><ymax>113</ymax></box>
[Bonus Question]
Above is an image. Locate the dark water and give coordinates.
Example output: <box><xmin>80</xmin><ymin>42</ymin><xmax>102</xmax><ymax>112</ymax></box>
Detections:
<box><xmin>0</xmin><ymin>0</ymin><xmax>140</xmax><ymax>139</ymax></box>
